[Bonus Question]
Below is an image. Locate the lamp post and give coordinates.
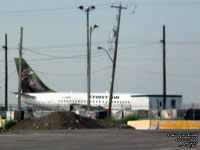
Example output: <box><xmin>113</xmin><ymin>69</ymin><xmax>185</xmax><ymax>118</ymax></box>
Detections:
<box><xmin>97</xmin><ymin>46</ymin><xmax>113</xmax><ymax>63</ymax></box>
<box><xmin>79</xmin><ymin>5</ymin><xmax>95</xmax><ymax>110</ymax></box>
<box><xmin>97</xmin><ymin>46</ymin><xmax>115</xmax><ymax>117</ymax></box>
<box><xmin>90</xmin><ymin>25</ymin><xmax>99</xmax><ymax>61</ymax></box>
<box><xmin>90</xmin><ymin>25</ymin><xmax>98</xmax><ymax>44</ymax></box>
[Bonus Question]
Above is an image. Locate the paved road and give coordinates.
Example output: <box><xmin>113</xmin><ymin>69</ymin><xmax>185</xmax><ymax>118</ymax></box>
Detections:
<box><xmin>0</xmin><ymin>129</ymin><xmax>199</xmax><ymax>150</ymax></box>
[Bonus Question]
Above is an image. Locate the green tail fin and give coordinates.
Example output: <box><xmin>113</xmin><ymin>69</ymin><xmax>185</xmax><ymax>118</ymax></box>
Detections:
<box><xmin>15</xmin><ymin>58</ymin><xmax>55</xmax><ymax>93</ymax></box>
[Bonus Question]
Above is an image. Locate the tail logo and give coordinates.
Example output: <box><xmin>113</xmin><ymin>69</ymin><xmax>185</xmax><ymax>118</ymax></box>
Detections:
<box><xmin>15</xmin><ymin>58</ymin><xmax>54</xmax><ymax>93</ymax></box>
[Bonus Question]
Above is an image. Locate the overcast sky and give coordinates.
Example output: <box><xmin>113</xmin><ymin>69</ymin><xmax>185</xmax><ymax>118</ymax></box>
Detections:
<box><xmin>0</xmin><ymin>0</ymin><xmax>200</xmax><ymax>105</ymax></box>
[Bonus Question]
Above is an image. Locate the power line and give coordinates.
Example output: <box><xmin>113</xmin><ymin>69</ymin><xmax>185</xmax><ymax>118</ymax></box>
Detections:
<box><xmin>25</xmin><ymin>49</ymin><xmax>102</xmax><ymax>60</ymax></box>
<box><xmin>23</xmin><ymin>48</ymin><xmax>61</xmax><ymax>58</ymax></box>
<box><xmin>167</xmin><ymin>41</ymin><xmax>200</xmax><ymax>45</ymax></box>
<box><xmin>22</xmin><ymin>41</ymin><xmax>109</xmax><ymax>50</ymax></box>
<box><xmin>34</xmin><ymin>66</ymin><xmax>112</xmax><ymax>77</ymax></box>
<box><xmin>118</xmin><ymin>66</ymin><xmax>200</xmax><ymax>79</ymax></box>
<box><xmin>0</xmin><ymin>2</ymin><xmax>117</xmax><ymax>16</ymax></box>
<box><xmin>1</xmin><ymin>1</ymin><xmax>199</xmax><ymax>15</ymax></box>
<box><xmin>0</xmin><ymin>51</ymin><xmax>108</xmax><ymax>64</ymax></box>
<box><xmin>0</xmin><ymin>70</ymin><xmax>16</xmax><ymax>84</ymax></box>
<box><xmin>118</xmin><ymin>42</ymin><xmax>160</xmax><ymax>50</ymax></box>
<box><xmin>1</xmin><ymin>42</ymin><xmax>199</xmax><ymax>64</ymax></box>
<box><xmin>0</xmin><ymin>42</ymin><xmax>199</xmax><ymax>64</ymax></box>
<box><xmin>0</xmin><ymin>1</ymin><xmax>199</xmax><ymax>17</ymax></box>
<box><xmin>0</xmin><ymin>7</ymin><xmax>75</xmax><ymax>14</ymax></box>
<box><xmin>9</xmin><ymin>39</ymin><xmax>200</xmax><ymax>53</ymax></box>
<box><xmin>27</xmin><ymin>42</ymin><xmax>159</xmax><ymax>54</ymax></box>
<box><xmin>119</xmin><ymin>35</ymin><xmax>159</xmax><ymax>43</ymax></box>
<box><xmin>125</xmin><ymin>1</ymin><xmax>200</xmax><ymax>7</ymax></box>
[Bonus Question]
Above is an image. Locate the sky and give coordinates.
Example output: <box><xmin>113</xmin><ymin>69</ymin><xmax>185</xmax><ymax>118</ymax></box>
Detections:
<box><xmin>0</xmin><ymin>0</ymin><xmax>200</xmax><ymax>105</ymax></box>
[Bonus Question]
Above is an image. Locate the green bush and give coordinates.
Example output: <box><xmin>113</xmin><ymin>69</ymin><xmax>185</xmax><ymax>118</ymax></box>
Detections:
<box><xmin>104</xmin><ymin>114</ymin><xmax>138</xmax><ymax>124</ymax></box>
<box><xmin>104</xmin><ymin>118</ymin><xmax>117</xmax><ymax>124</ymax></box>
<box><xmin>4</xmin><ymin>120</ymin><xmax>18</xmax><ymax>129</ymax></box>
<box><xmin>125</xmin><ymin>114</ymin><xmax>138</xmax><ymax>121</ymax></box>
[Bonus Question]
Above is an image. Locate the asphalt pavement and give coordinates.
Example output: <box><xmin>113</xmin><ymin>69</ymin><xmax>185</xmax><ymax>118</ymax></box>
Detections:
<box><xmin>0</xmin><ymin>129</ymin><xmax>199</xmax><ymax>150</ymax></box>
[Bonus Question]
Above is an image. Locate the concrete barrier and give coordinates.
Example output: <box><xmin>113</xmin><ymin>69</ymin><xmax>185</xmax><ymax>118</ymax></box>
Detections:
<box><xmin>128</xmin><ymin>120</ymin><xmax>200</xmax><ymax>130</ymax></box>
<box><xmin>184</xmin><ymin>121</ymin><xmax>199</xmax><ymax>129</ymax></box>
<box><xmin>150</xmin><ymin>120</ymin><xmax>200</xmax><ymax>130</ymax></box>
<box><xmin>128</xmin><ymin>120</ymin><xmax>150</xmax><ymax>130</ymax></box>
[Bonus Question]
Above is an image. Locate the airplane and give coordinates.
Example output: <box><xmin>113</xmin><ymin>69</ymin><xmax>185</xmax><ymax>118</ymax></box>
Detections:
<box><xmin>14</xmin><ymin>58</ymin><xmax>135</xmax><ymax>111</ymax></box>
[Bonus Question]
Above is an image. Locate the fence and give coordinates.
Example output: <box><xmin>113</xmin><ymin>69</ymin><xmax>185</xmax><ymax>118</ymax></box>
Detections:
<box><xmin>0</xmin><ymin>103</ymin><xmax>200</xmax><ymax>120</ymax></box>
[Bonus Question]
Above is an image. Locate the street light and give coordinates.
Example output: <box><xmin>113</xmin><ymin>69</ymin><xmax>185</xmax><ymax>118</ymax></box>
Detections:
<box><xmin>97</xmin><ymin>46</ymin><xmax>113</xmax><ymax>63</ymax></box>
<box><xmin>97</xmin><ymin>46</ymin><xmax>115</xmax><ymax>116</ymax></box>
<box><xmin>90</xmin><ymin>25</ymin><xmax>99</xmax><ymax>42</ymax></box>
<box><xmin>79</xmin><ymin>5</ymin><xmax>96</xmax><ymax>11</ymax></box>
<box><xmin>79</xmin><ymin>5</ymin><xmax>95</xmax><ymax>110</ymax></box>
<box><xmin>88</xmin><ymin>24</ymin><xmax>98</xmax><ymax>109</ymax></box>
<box><xmin>91</xmin><ymin>25</ymin><xmax>99</xmax><ymax>33</ymax></box>
<box><xmin>90</xmin><ymin>25</ymin><xmax>99</xmax><ymax>66</ymax></box>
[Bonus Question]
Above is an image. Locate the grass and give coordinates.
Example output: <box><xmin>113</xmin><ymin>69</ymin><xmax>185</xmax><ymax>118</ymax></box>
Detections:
<box><xmin>4</xmin><ymin>120</ymin><xmax>18</xmax><ymax>130</ymax></box>
<box><xmin>104</xmin><ymin>114</ymin><xmax>138</xmax><ymax>124</ymax></box>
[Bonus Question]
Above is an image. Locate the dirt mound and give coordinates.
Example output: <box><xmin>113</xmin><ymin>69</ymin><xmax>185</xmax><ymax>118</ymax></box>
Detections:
<box><xmin>10</xmin><ymin>111</ymin><xmax>133</xmax><ymax>130</ymax></box>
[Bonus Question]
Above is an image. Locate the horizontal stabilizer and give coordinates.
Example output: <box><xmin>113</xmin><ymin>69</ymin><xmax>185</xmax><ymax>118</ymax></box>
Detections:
<box><xmin>13</xmin><ymin>92</ymin><xmax>36</xmax><ymax>99</ymax></box>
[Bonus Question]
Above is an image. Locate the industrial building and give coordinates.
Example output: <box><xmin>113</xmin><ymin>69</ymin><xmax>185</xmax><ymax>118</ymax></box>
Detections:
<box><xmin>130</xmin><ymin>94</ymin><xmax>182</xmax><ymax>110</ymax></box>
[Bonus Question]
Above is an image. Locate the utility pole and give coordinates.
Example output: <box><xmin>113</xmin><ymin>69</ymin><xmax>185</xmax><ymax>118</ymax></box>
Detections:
<box><xmin>86</xmin><ymin>8</ymin><xmax>91</xmax><ymax>110</ymax></box>
<box><xmin>79</xmin><ymin>5</ymin><xmax>95</xmax><ymax>110</ymax></box>
<box><xmin>162</xmin><ymin>25</ymin><xmax>166</xmax><ymax>109</ymax></box>
<box><xmin>18</xmin><ymin>27</ymin><xmax>23</xmax><ymax>111</ymax></box>
<box><xmin>108</xmin><ymin>4</ymin><xmax>127</xmax><ymax>118</ymax></box>
<box><xmin>2</xmin><ymin>34</ymin><xmax>8</xmax><ymax>111</ymax></box>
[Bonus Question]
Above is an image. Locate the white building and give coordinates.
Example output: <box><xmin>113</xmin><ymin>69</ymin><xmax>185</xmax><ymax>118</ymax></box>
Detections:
<box><xmin>130</xmin><ymin>94</ymin><xmax>182</xmax><ymax>110</ymax></box>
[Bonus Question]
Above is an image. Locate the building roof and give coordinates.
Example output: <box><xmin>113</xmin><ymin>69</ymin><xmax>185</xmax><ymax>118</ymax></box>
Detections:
<box><xmin>131</xmin><ymin>94</ymin><xmax>182</xmax><ymax>98</ymax></box>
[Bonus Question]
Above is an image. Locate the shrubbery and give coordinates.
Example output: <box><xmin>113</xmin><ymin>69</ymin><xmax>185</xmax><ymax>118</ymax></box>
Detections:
<box><xmin>4</xmin><ymin>120</ymin><xmax>18</xmax><ymax>129</ymax></box>
<box><xmin>104</xmin><ymin>114</ymin><xmax>138</xmax><ymax>124</ymax></box>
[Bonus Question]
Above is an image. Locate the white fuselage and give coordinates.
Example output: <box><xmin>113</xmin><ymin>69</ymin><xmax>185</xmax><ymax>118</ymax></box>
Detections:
<box><xmin>21</xmin><ymin>92</ymin><xmax>134</xmax><ymax>110</ymax></box>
